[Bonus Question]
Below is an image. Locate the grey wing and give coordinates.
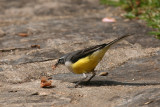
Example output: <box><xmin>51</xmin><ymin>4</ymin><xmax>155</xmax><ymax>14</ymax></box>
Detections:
<box><xmin>66</xmin><ymin>44</ymin><xmax>106</xmax><ymax>63</ymax></box>
<box><xmin>64</xmin><ymin>34</ymin><xmax>131</xmax><ymax>63</ymax></box>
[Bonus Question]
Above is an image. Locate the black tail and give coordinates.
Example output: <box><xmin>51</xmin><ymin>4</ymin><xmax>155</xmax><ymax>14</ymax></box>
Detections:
<box><xmin>106</xmin><ymin>34</ymin><xmax>131</xmax><ymax>47</ymax></box>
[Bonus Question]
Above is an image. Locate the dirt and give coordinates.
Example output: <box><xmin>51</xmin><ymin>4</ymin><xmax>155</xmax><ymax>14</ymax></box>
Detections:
<box><xmin>0</xmin><ymin>0</ymin><xmax>160</xmax><ymax>107</ymax></box>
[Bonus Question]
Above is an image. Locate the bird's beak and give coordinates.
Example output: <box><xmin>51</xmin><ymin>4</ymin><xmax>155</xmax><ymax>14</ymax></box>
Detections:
<box><xmin>52</xmin><ymin>62</ymin><xmax>59</xmax><ymax>70</ymax></box>
<box><xmin>54</xmin><ymin>62</ymin><xmax>59</xmax><ymax>67</ymax></box>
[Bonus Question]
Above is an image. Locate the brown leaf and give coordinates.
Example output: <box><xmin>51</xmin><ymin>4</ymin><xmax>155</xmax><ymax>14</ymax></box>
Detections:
<box><xmin>31</xmin><ymin>45</ymin><xmax>40</xmax><ymax>49</ymax></box>
<box><xmin>18</xmin><ymin>33</ymin><xmax>28</xmax><ymax>37</ymax></box>
<box><xmin>41</xmin><ymin>76</ymin><xmax>47</xmax><ymax>83</ymax></box>
<box><xmin>98</xmin><ymin>72</ymin><xmax>109</xmax><ymax>76</ymax></box>
<box><xmin>102</xmin><ymin>17</ymin><xmax>116</xmax><ymax>23</ymax></box>
<box><xmin>40</xmin><ymin>76</ymin><xmax>53</xmax><ymax>88</ymax></box>
<box><xmin>41</xmin><ymin>81</ymin><xmax>52</xmax><ymax>88</ymax></box>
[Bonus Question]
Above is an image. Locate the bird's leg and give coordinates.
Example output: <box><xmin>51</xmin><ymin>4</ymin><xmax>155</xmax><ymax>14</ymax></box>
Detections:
<box><xmin>86</xmin><ymin>71</ymin><xmax>96</xmax><ymax>83</ymax></box>
<box><xmin>74</xmin><ymin>73</ymin><xmax>88</xmax><ymax>88</ymax></box>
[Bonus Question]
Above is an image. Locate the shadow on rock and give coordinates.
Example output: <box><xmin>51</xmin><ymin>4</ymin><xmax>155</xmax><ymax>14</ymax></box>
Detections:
<box><xmin>76</xmin><ymin>80</ymin><xmax>160</xmax><ymax>87</ymax></box>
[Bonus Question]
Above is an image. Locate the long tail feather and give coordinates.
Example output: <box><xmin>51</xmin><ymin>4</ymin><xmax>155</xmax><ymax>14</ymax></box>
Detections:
<box><xmin>106</xmin><ymin>34</ymin><xmax>131</xmax><ymax>47</ymax></box>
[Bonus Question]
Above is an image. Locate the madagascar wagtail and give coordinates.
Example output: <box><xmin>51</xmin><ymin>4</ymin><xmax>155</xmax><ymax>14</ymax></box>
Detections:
<box><xmin>53</xmin><ymin>34</ymin><xmax>130</xmax><ymax>87</ymax></box>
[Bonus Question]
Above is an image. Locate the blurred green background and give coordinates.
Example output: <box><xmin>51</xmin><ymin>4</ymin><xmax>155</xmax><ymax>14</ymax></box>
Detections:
<box><xmin>100</xmin><ymin>0</ymin><xmax>160</xmax><ymax>39</ymax></box>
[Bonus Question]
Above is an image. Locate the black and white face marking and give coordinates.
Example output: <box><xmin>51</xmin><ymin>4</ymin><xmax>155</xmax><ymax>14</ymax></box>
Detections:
<box><xmin>54</xmin><ymin>57</ymin><xmax>65</xmax><ymax>67</ymax></box>
<box><xmin>58</xmin><ymin>57</ymin><xmax>65</xmax><ymax>65</ymax></box>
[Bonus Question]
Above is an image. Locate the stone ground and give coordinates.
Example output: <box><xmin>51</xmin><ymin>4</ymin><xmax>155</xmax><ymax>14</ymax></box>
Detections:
<box><xmin>0</xmin><ymin>0</ymin><xmax>160</xmax><ymax>107</ymax></box>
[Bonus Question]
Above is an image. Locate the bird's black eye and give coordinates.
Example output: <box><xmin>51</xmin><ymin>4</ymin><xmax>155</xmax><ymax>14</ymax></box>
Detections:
<box><xmin>58</xmin><ymin>58</ymin><xmax>64</xmax><ymax>64</ymax></box>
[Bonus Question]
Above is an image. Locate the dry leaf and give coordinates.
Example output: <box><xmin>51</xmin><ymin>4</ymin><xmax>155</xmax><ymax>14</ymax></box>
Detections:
<box><xmin>98</xmin><ymin>72</ymin><xmax>109</xmax><ymax>76</ymax></box>
<box><xmin>31</xmin><ymin>45</ymin><xmax>40</xmax><ymax>49</ymax></box>
<box><xmin>40</xmin><ymin>76</ymin><xmax>53</xmax><ymax>88</ymax></box>
<box><xmin>41</xmin><ymin>76</ymin><xmax>47</xmax><ymax>83</ymax></box>
<box><xmin>102</xmin><ymin>17</ymin><xmax>116</xmax><ymax>23</ymax></box>
<box><xmin>18</xmin><ymin>33</ymin><xmax>28</xmax><ymax>37</ymax></box>
<box><xmin>41</xmin><ymin>81</ymin><xmax>52</xmax><ymax>88</ymax></box>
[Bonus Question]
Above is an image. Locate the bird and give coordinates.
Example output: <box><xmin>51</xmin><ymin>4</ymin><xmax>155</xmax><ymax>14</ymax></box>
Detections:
<box><xmin>53</xmin><ymin>34</ymin><xmax>131</xmax><ymax>88</ymax></box>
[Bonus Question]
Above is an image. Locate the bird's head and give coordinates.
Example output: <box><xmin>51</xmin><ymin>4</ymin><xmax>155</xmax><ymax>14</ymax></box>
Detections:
<box><xmin>54</xmin><ymin>57</ymin><xmax>65</xmax><ymax>67</ymax></box>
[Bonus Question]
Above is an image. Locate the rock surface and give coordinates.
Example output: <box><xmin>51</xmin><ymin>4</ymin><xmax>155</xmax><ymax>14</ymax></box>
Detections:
<box><xmin>0</xmin><ymin>0</ymin><xmax>160</xmax><ymax>107</ymax></box>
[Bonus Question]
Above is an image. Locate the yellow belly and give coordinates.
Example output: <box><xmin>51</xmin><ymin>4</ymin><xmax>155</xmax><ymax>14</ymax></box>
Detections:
<box><xmin>71</xmin><ymin>47</ymin><xmax>109</xmax><ymax>74</ymax></box>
